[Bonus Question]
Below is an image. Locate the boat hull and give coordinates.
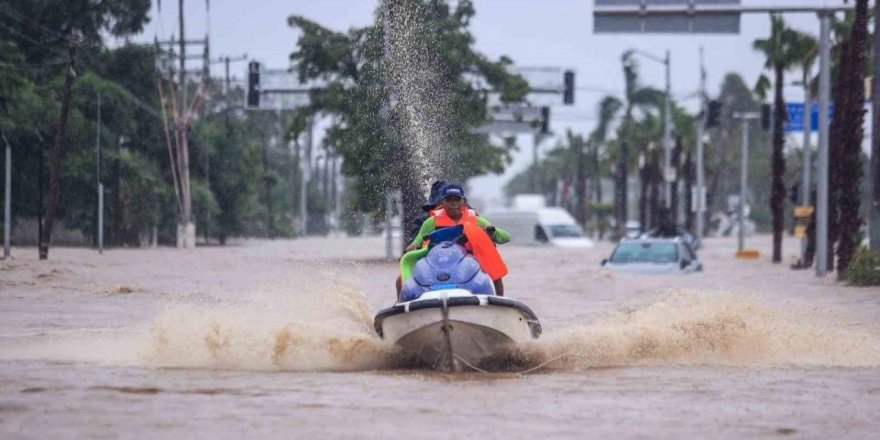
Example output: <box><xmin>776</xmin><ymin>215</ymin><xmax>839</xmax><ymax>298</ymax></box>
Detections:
<box><xmin>374</xmin><ymin>290</ymin><xmax>541</xmax><ymax>371</ymax></box>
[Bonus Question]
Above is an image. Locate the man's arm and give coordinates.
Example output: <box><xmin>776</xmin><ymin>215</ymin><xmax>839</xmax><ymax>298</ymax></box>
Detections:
<box><xmin>476</xmin><ymin>216</ymin><xmax>510</xmax><ymax>244</ymax></box>
<box><xmin>408</xmin><ymin>216</ymin><xmax>437</xmax><ymax>249</ymax></box>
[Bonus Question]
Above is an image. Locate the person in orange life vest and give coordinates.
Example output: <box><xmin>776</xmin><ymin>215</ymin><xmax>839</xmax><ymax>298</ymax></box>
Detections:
<box><xmin>408</xmin><ymin>184</ymin><xmax>510</xmax><ymax>296</ymax></box>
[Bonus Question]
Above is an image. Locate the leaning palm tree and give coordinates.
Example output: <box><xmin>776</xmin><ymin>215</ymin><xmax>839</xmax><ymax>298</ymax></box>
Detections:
<box><xmin>753</xmin><ymin>14</ymin><xmax>801</xmax><ymax>263</ymax></box>
<box><xmin>583</xmin><ymin>96</ymin><xmax>622</xmax><ymax>229</ymax></box>
<box><xmin>833</xmin><ymin>0</ymin><xmax>870</xmax><ymax>276</ymax></box>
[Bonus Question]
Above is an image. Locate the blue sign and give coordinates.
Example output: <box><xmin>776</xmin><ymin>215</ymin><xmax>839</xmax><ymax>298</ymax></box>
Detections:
<box><xmin>784</xmin><ymin>103</ymin><xmax>834</xmax><ymax>133</ymax></box>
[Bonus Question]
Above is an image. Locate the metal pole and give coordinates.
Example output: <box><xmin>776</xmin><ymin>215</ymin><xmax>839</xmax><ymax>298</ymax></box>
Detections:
<box><xmin>96</xmin><ymin>91</ymin><xmax>103</xmax><ymax>254</ymax></box>
<box><xmin>695</xmin><ymin>47</ymin><xmax>706</xmax><ymax>238</ymax></box>
<box><xmin>178</xmin><ymin>0</ymin><xmax>186</xmax><ymax>126</ymax></box>
<box><xmin>739</xmin><ymin>117</ymin><xmax>749</xmax><ymax>253</ymax></box>
<box><xmin>800</xmin><ymin>82</ymin><xmax>812</xmax><ymax>260</ymax></box>
<box><xmin>3</xmin><ymin>135</ymin><xmax>10</xmax><ymax>259</ymax></box>
<box><xmin>382</xmin><ymin>2</ymin><xmax>395</xmax><ymax>261</ymax></box>
<box><xmin>816</xmin><ymin>12</ymin><xmax>831</xmax><ymax>277</ymax></box>
<box><xmin>299</xmin><ymin>117</ymin><xmax>311</xmax><ymax>237</ymax></box>
<box><xmin>663</xmin><ymin>49</ymin><xmax>673</xmax><ymax>208</ymax></box>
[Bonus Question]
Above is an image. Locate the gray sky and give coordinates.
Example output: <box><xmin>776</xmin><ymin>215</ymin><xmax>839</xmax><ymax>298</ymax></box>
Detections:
<box><xmin>134</xmin><ymin>0</ymin><xmax>844</xmax><ymax>208</ymax></box>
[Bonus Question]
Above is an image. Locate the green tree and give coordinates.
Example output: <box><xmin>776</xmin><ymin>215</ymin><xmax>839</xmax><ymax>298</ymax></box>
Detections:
<box><xmin>830</xmin><ymin>0</ymin><xmax>870</xmax><ymax>275</ymax></box>
<box><xmin>286</xmin><ymin>0</ymin><xmax>528</xmax><ymax>231</ymax></box>
<box><xmin>753</xmin><ymin>14</ymin><xmax>802</xmax><ymax>263</ymax></box>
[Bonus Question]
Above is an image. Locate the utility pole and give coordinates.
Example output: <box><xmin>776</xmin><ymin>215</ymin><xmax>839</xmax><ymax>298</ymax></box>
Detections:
<box><xmin>382</xmin><ymin>2</ymin><xmax>395</xmax><ymax>261</ymax></box>
<box><xmin>41</xmin><ymin>32</ymin><xmax>80</xmax><ymax>260</ymax></box>
<box><xmin>96</xmin><ymin>91</ymin><xmax>103</xmax><ymax>254</ymax></box>
<box><xmin>663</xmin><ymin>49</ymin><xmax>673</xmax><ymax>209</ymax></box>
<box><xmin>155</xmin><ymin>0</ymin><xmax>210</xmax><ymax>248</ymax></box>
<box><xmin>733</xmin><ymin>112</ymin><xmax>760</xmax><ymax>254</ymax></box>
<box><xmin>872</xmin><ymin>0</ymin><xmax>880</xmax><ymax>250</ymax></box>
<box><xmin>695</xmin><ymin>47</ymin><xmax>707</xmax><ymax>238</ymax></box>
<box><xmin>300</xmin><ymin>118</ymin><xmax>312</xmax><ymax>237</ymax></box>
<box><xmin>3</xmin><ymin>134</ymin><xmax>10</xmax><ymax>259</ymax></box>
<box><xmin>816</xmin><ymin>11</ymin><xmax>832</xmax><ymax>277</ymax></box>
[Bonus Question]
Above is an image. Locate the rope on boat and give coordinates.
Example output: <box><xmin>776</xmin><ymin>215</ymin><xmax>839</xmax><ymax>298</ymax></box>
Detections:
<box><xmin>453</xmin><ymin>351</ymin><xmax>587</xmax><ymax>375</ymax></box>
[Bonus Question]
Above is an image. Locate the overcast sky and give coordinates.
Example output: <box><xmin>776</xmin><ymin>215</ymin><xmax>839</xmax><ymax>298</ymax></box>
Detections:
<box><xmin>133</xmin><ymin>0</ymin><xmax>848</xmax><ymax>208</ymax></box>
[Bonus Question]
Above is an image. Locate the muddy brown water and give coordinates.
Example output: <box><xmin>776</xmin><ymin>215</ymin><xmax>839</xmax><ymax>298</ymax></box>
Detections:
<box><xmin>1</xmin><ymin>235</ymin><xmax>878</xmax><ymax>439</ymax></box>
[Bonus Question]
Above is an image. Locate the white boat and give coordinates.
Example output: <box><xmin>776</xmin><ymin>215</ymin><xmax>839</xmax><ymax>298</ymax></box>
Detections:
<box><xmin>374</xmin><ymin>289</ymin><xmax>541</xmax><ymax>371</ymax></box>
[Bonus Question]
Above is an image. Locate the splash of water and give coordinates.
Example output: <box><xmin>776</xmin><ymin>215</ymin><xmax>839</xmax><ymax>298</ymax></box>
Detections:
<box><xmin>383</xmin><ymin>0</ymin><xmax>454</xmax><ymax>191</ymax></box>
<box><xmin>145</xmin><ymin>280</ymin><xmax>394</xmax><ymax>372</ymax></box>
<box><xmin>525</xmin><ymin>291</ymin><xmax>880</xmax><ymax>370</ymax></box>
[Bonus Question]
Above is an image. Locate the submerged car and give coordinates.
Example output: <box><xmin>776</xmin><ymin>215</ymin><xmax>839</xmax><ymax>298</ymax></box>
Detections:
<box><xmin>601</xmin><ymin>237</ymin><xmax>702</xmax><ymax>274</ymax></box>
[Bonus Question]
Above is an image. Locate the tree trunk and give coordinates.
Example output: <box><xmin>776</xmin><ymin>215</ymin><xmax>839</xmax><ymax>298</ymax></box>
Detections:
<box><xmin>836</xmin><ymin>0</ymin><xmax>869</xmax><ymax>275</ymax></box>
<box><xmin>649</xmin><ymin>150</ymin><xmax>661</xmax><ymax>230</ymax></box>
<box><xmin>616</xmin><ymin>142</ymin><xmax>629</xmax><ymax>237</ymax></box>
<box><xmin>639</xmin><ymin>158</ymin><xmax>649</xmax><ymax>233</ymax></box>
<box><xmin>827</xmin><ymin>36</ymin><xmax>852</xmax><ymax>272</ymax></box>
<box><xmin>684</xmin><ymin>151</ymin><xmax>695</xmax><ymax>232</ymax></box>
<box><xmin>770</xmin><ymin>63</ymin><xmax>787</xmax><ymax>263</ymax></box>
<box><xmin>872</xmin><ymin>0</ymin><xmax>880</xmax><ymax>251</ymax></box>
<box><xmin>868</xmin><ymin>2</ymin><xmax>880</xmax><ymax>251</ymax></box>
<box><xmin>574</xmin><ymin>140</ymin><xmax>588</xmax><ymax>228</ymax></box>
<box><xmin>40</xmin><ymin>36</ymin><xmax>78</xmax><ymax>260</ymax></box>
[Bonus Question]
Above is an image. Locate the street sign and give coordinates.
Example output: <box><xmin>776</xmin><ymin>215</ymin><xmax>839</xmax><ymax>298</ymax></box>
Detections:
<box><xmin>246</xmin><ymin>64</ymin><xmax>325</xmax><ymax>111</ymax></box>
<box><xmin>593</xmin><ymin>0</ymin><xmax>741</xmax><ymax>34</ymax></box>
<box><xmin>784</xmin><ymin>103</ymin><xmax>834</xmax><ymax>133</ymax></box>
<box><xmin>477</xmin><ymin>104</ymin><xmax>547</xmax><ymax>134</ymax></box>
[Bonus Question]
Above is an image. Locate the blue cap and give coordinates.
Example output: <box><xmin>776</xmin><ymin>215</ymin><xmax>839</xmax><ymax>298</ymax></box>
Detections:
<box><xmin>439</xmin><ymin>184</ymin><xmax>465</xmax><ymax>200</ymax></box>
<box><xmin>422</xmin><ymin>180</ymin><xmax>448</xmax><ymax>211</ymax></box>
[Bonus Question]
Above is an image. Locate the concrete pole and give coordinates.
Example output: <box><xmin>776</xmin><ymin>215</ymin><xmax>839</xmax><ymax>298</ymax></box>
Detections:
<box><xmin>738</xmin><ymin>118</ymin><xmax>749</xmax><ymax>253</ymax></box>
<box><xmin>3</xmin><ymin>135</ymin><xmax>10</xmax><ymax>259</ymax></box>
<box><xmin>816</xmin><ymin>12</ymin><xmax>831</xmax><ymax>277</ymax></box>
<box><xmin>800</xmin><ymin>82</ymin><xmax>812</xmax><ymax>260</ymax></box>
<box><xmin>695</xmin><ymin>47</ymin><xmax>706</xmax><ymax>238</ymax></box>
<box><xmin>663</xmin><ymin>49</ymin><xmax>673</xmax><ymax>209</ymax></box>
<box><xmin>299</xmin><ymin>117</ymin><xmax>311</xmax><ymax>237</ymax></box>
<box><xmin>382</xmin><ymin>2</ymin><xmax>395</xmax><ymax>261</ymax></box>
<box><xmin>96</xmin><ymin>91</ymin><xmax>103</xmax><ymax>254</ymax></box>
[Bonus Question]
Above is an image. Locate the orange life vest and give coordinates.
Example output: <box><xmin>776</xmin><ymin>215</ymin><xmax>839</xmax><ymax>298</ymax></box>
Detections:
<box><xmin>431</xmin><ymin>207</ymin><xmax>478</xmax><ymax>227</ymax></box>
<box><xmin>429</xmin><ymin>207</ymin><xmax>508</xmax><ymax>281</ymax></box>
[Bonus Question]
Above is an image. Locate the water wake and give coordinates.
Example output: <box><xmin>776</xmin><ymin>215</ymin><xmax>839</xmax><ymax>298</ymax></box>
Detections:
<box><xmin>145</xmin><ymin>281</ymin><xmax>394</xmax><ymax>372</ymax></box>
<box><xmin>526</xmin><ymin>291</ymin><xmax>880</xmax><ymax>370</ymax></box>
<box><xmin>141</xmin><ymin>289</ymin><xmax>880</xmax><ymax>373</ymax></box>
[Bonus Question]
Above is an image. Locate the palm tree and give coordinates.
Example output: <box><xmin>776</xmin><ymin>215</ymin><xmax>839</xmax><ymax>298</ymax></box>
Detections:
<box><xmin>753</xmin><ymin>14</ymin><xmax>801</xmax><ymax>263</ymax></box>
<box><xmin>616</xmin><ymin>51</ymin><xmax>667</xmax><ymax>236</ymax></box>
<box><xmin>833</xmin><ymin>0</ymin><xmax>870</xmax><ymax>275</ymax></box>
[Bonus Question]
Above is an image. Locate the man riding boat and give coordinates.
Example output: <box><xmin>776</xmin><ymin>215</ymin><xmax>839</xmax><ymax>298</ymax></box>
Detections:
<box><xmin>402</xmin><ymin>183</ymin><xmax>510</xmax><ymax>297</ymax></box>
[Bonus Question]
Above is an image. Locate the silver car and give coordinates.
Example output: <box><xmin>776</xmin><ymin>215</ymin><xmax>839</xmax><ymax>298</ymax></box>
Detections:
<box><xmin>601</xmin><ymin>238</ymin><xmax>703</xmax><ymax>274</ymax></box>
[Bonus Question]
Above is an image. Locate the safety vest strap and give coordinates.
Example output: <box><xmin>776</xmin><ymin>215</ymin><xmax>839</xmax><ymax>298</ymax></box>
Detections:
<box><xmin>432</xmin><ymin>207</ymin><xmax>477</xmax><ymax>227</ymax></box>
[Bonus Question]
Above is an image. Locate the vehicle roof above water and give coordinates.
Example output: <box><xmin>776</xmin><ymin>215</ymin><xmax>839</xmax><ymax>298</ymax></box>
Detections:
<box><xmin>488</xmin><ymin>207</ymin><xmax>578</xmax><ymax>224</ymax></box>
<box><xmin>617</xmin><ymin>237</ymin><xmax>687</xmax><ymax>245</ymax></box>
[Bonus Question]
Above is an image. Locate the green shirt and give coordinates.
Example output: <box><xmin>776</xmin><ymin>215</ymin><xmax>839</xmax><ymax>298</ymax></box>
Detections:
<box><xmin>410</xmin><ymin>215</ymin><xmax>510</xmax><ymax>248</ymax></box>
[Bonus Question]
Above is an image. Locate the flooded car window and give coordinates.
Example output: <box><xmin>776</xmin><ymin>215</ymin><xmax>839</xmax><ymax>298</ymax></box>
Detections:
<box><xmin>547</xmin><ymin>224</ymin><xmax>582</xmax><ymax>238</ymax></box>
<box><xmin>610</xmin><ymin>242</ymin><xmax>678</xmax><ymax>263</ymax></box>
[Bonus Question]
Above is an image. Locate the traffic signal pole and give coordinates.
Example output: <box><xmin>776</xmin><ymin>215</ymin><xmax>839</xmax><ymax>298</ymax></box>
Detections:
<box><xmin>594</xmin><ymin>2</ymin><xmax>852</xmax><ymax>276</ymax></box>
<box><xmin>695</xmin><ymin>47</ymin><xmax>707</xmax><ymax>238</ymax></box>
<box><xmin>816</xmin><ymin>11</ymin><xmax>831</xmax><ymax>277</ymax></box>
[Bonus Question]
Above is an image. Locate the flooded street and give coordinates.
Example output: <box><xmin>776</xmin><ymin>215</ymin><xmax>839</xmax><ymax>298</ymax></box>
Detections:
<box><xmin>1</xmin><ymin>236</ymin><xmax>879</xmax><ymax>439</ymax></box>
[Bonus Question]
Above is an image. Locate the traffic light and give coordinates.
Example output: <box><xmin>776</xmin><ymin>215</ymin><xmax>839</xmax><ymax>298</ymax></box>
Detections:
<box><xmin>247</xmin><ymin>61</ymin><xmax>261</xmax><ymax>108</ymax></box>
<box><xmin>761</xmin><ymin>103</ymin><xmax>772</xmax><ymax>130</ymax></box>
<box><xmin>563</xmin><ymin>70</ymin><xmax>575</xmax><ymax>105</ymax></box>
<box><xmin>706</xmin><ymin>100</ymin><xmax>722</xmax><ymax>127</ymax></box>
<box><xmin>540</xmin><ymin>106</ymin><xmax>550</xmax><ymax>134</ymax></box>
